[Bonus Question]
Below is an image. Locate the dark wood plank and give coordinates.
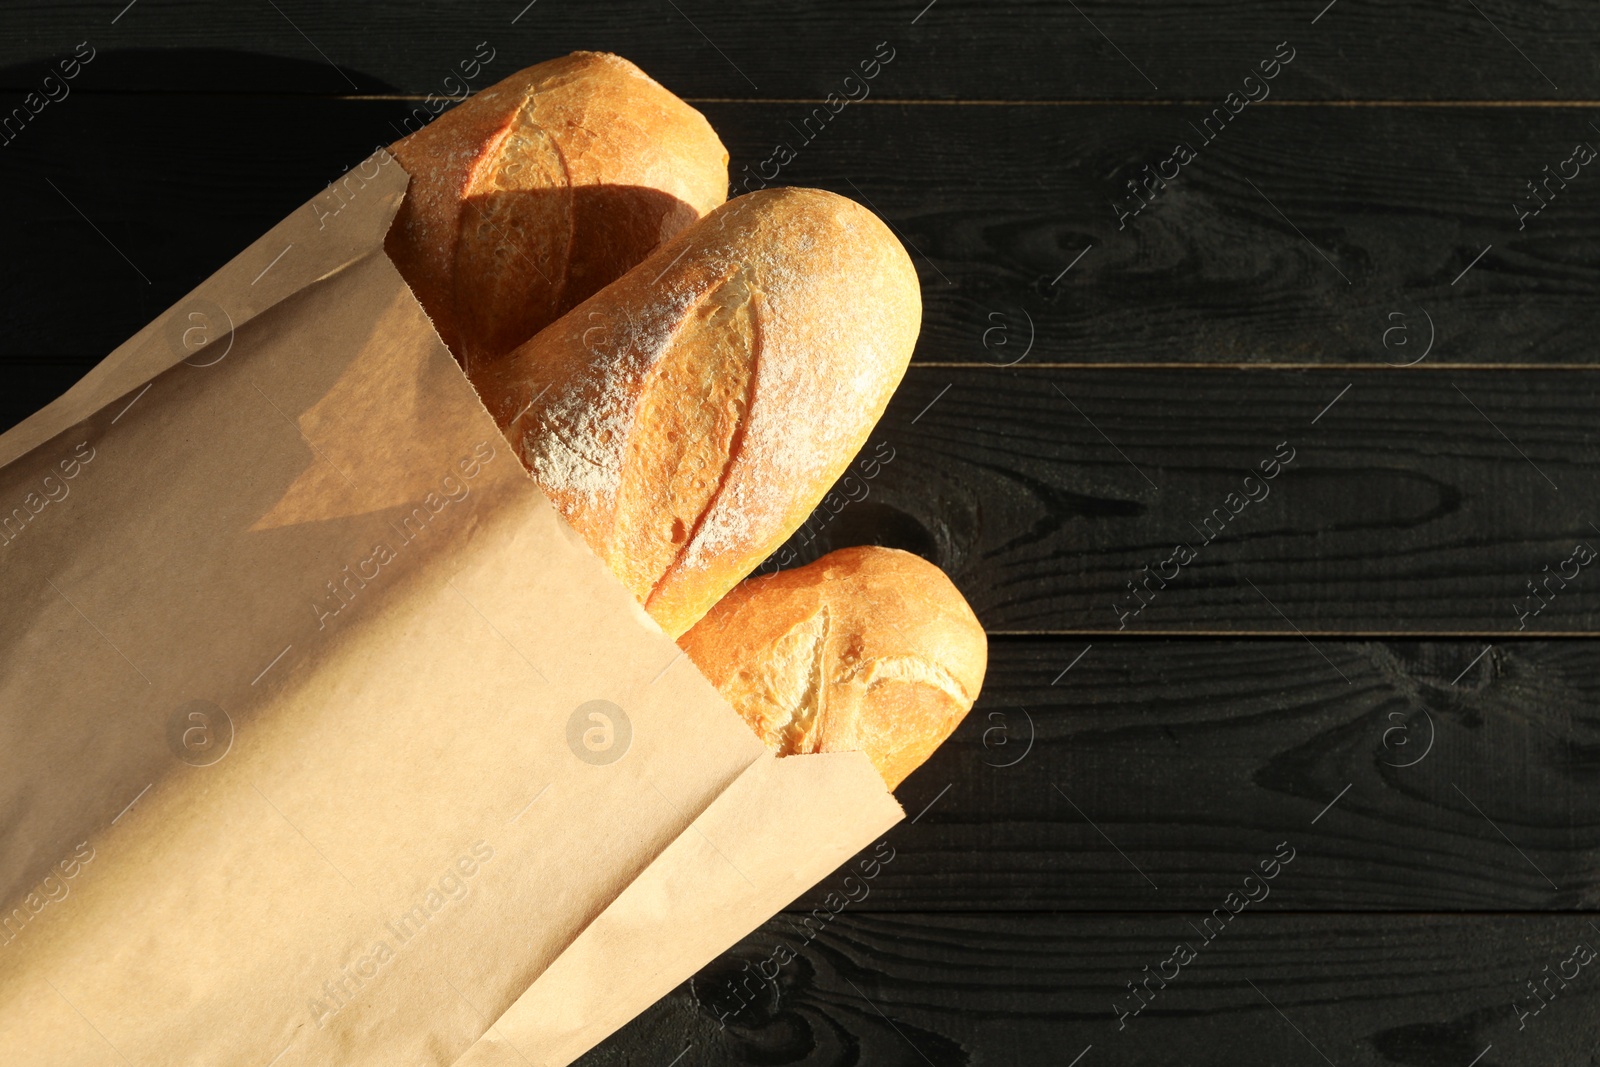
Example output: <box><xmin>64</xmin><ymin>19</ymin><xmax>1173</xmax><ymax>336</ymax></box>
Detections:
<box><xmin>784</xmin><ymin>639</ymin><xmax>1600</xmax><ymax>913</ymax></box>
<box><xmin>10</xmin><ymin>346</ymin><xmax>1597</xmax><ymax>633</ymax></box>
<box><xmin>698</xmin><ymin>100</ymin><xmax>1600</xmax><ymax>368</ymax></box>
<box><xmin>7</xmin><ymin>95</ymin><xmax>1600</xmax><ymax>415</ymax></box>
<box><xmin>581</xmin><ymin>912</ymin><xmax>1600</xmax><ymax>1065</ymax></box>
<box><xmin>817</xmin><ymin>366</ymin><xmax>1600</xmax><ymax>633</ymax></box>
<box><xmin>2</xmin><ymin>2</ymin><xmax>1596</xmax><ymax>100</ymax></box>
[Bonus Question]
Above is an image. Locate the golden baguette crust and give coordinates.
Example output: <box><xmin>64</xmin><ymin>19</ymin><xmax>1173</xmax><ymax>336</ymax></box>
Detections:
<box><xmin>678</xmin><ymin>547</ymin><xmax>987</xmax><ymax>789</ymax></box>
<box><xmin>485</xmin><ymin>187</ymin><xmax>922</xmax><ymax>637</ymax></box>
<box><xmin>386</xmin><ymin>51</ymin><xmax>728</xmax><ymax>377</ymax></box>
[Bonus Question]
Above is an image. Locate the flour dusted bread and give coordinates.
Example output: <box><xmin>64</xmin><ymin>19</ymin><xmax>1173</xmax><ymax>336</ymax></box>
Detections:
<box><xmin>678</xmin><ymin>547</ymin><xmax>986</xmax><ymax>789</ymax></box>
<box><xmin>484</xmin><ymin>187</ymin><xmax>922</xmax><ymax>637</ymax></box>
<box><xmin>386</xmin><ymin>51</ymin><xmax>728</xmax><ymax>377</ymax></box>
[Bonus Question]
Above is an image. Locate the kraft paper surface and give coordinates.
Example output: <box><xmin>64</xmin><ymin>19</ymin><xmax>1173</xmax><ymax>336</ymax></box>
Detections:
<box><xmin>0</xmin><ymin>149</ymin><xmax>903</xmax><ymax>1065</ymax></box>
<box><xmin>452</xmin><ymin>751</ymin><xmax>903</xmax><ymax>1067</ymax></box>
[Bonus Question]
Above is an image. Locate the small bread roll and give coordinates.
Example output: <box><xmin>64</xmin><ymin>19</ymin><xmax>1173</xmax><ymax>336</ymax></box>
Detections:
<box><xmin>387</xmin><ymin>51</ymin><xmax>728</xmax><ymax>377</ymax></box>
<box><xmin>678</xmin><ymin>547</ymin><xmax>987</xmax><ymax>789</ymax></box>
<box><xmin>484</xmin><ymin>187</ymin><xmax>922</xmax><ymax>637</ymax></box>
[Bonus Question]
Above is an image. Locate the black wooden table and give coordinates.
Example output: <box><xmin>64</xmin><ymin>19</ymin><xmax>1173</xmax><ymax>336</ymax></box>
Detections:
<box><xmin>4</xmin><ymin>2</ymin><xmax>1598</xmax><ymax>1063</ymax></box>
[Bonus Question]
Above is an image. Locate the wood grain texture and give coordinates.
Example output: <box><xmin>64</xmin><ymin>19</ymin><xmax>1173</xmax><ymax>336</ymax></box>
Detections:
<box><xmin>784</xmin><ymin>639</ymin><xmax>1600</xmax><ymax>913</ymax></box>
<box><xmin>7</xmin><ymin>94</ymin><xmax>1600</xmax><ymax>415</ymax></box>
<box><xmin>807</xmin><ymin>366</ymin><xmax>1600</xmax><ymax>633</ymax></box>
<box><xmin>1</xmin><ymin>1</ymin><xmax>1596</xmax><ymax>100</ymax></box>
<box><xmin>577</xmin><ymin>912</ymin><xmax>1600</xmax><ymax>1066</ymax></box>
<box><xmin>699</xmin><ymin>101</ymin><xmax>1600</xmax><ymax>368</ymax></box>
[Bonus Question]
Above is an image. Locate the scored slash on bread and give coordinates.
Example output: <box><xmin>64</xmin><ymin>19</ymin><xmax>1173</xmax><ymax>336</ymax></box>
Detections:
<box><xmin>486</xmin><ymin>187</ymin><xmax>923</xmax><ymax>638</ymax></box>
<box><xmin>678</xmin><ymin>547</ymin><xmax>988</xmax><ymax>790</ymax></box>
<box><xmin>386</xmin><ymin>51</ymin><xmax>729</xmax><ymax>380</ymax></box>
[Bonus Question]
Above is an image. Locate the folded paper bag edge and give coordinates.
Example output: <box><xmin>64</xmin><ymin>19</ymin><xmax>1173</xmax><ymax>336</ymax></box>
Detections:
<box><xmin>449</xmin><ymin>749</ymin><xmax>906</xmax><ymax>1067</ymax></box>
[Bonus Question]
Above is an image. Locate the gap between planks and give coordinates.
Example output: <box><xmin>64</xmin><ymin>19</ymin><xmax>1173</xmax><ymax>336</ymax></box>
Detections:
<box><xmin>909</xmin><ymin>363</ymin><xmax>1600</xmax><ymax>371</ymax></box>
<box><xmin>986</xmin><ymin>630</ymin><xmax>1600</xmax><ymax>639</ymax></box>
<box><xmin>772</xmin><ymin>907</ymin><xmax>1600</xmax><ymax>917</ymax></box>
<box><xmin>323</xmin><ymin>94</ymin><xmax>1600</xmax><ymax>108</ymax></box>
<box><xmin>685</xmin><ymin>98</ymin><xmax>1600</xmax><ymax>109</ymax></box>
<box><xmin>15</xmin><ymin>92</ymin><xmax>1599</xmax><ymax>109</ymax></box>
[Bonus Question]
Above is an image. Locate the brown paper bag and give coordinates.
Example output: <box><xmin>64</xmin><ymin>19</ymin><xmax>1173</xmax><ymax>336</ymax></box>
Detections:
<box><xmin>0</xmin><ymin>149</ymin><xmax>902</xmax><ymax>1066</ymax></box>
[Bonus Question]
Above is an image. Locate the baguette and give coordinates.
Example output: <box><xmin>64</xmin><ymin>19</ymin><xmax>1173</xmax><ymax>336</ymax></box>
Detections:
<box><xmin>678</xmin><ymin>546</ymin><xmax>987</xmax><ymax>789</ymax></box>
<box><xmin>482</xmin><ymin>187</ymin><xmax>922</xmax><ymax>637</ymax></box>
<box><xmin>386</xmin><ymin>51</ymin><xmax>728</xmax><ymax>378</ymax></box>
